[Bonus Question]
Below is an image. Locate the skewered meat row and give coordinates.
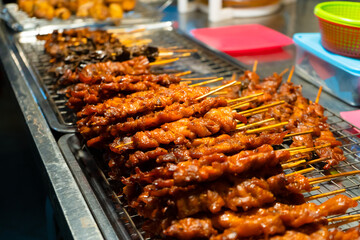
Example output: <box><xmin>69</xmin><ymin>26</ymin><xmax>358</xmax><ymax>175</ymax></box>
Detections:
<box><xmin>105</xmin><ymin>132</ymin><xmax>288</xmax><ymax>182</ymax></box>
<box><xmin>38</xmin><ymin>28</ymin><xmax>158</xmax><ymax>62</ymax></box>
<box><xmin>122</xmin><ymin>144</ymin><xmax>290</xmax><ymax>187</ymax></box>
<box><xmin>49</xmin><ymin>45</ymin><xmax>158</xmax><ymax>81</ymax></box>
<box><xmin>67</xmin><ymin>73</ymin><xmax>182</xmax><ymax>109</ymax></box>
<box><xmin>77</xmin><ymin>84</ymin><xmax>210</xmax><ymax>125</ymax></box>
<box><xmin>128</xmin><ymin>173</ymin><xmax>311</xmax><ymax>220</ymax></box>
<box><xmin>59</xmin><ymin>56</ymin><xmax>151</xmax><ymax>86</ymax></box>
<box><xmin>164</xmin><ymin>195</ymin><xmax>357</xmax><ymax>239</ymax></box>
<box><xmin>84</xmin><ymin>97</ymin><xmax>228</xmax><ymax>146</ymax></box>
<box><xmin>37</xmin><ymin>29</ymin><xmax>159</xmax><ymax>84</ymax></box>
<box><xmin>117</xmin><ymin>131</ymin><xmax>288</xmax><ymax>169</ymax></box>
<box><xmin>240</xmin><ymin>73</ymin><xmax>344</xmax><ymax>168</ymax></box>
<box><xmin>38</xmin><ymin>28</ymin><xmax>124</xmax><ymax>57</ymax></box>
<box><xmin>270</xmin><ymin>224</ymin><xmax>360</xmax><ymax>240</ymax></box>
<box><xmin>110</xmin><ymin>107</ymin><xmax>246</xmax><ymax>153</ymax></box>
<box><xmin>212</xmin><ymin>223</ymin><xmax>360</xmax><ymax>240</ymax></box>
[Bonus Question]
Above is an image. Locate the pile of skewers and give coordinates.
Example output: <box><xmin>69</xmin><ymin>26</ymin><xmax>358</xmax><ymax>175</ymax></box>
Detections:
<box><xmin>18</xmin><ymin>0</ymin><xmax>136</xmax><ymax>21</ymax></box>
<box><xmin>38</xmin><ymin>28</ymin><xmax>360</xmax><ymax>239</ymax></box>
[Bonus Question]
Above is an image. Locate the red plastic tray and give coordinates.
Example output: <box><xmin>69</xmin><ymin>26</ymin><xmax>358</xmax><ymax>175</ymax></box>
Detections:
<box><xmin>191</xmin><ymin>24</ymin><xmax>293</xmax><ymax>56</ymax></box>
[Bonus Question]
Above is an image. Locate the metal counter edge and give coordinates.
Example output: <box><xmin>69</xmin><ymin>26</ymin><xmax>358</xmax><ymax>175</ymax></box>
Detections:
<box><xmin>0</xmin><ymin>23</ymin><xmax>105</xmax><ymax>240</ymax></box>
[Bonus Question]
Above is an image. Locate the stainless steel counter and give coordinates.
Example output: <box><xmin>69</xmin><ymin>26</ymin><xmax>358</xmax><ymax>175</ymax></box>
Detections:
<box><xmin>0</xmin><ymin>5</ymin><xmax>105</xmax><ymax>239</ymax></box>
<box><xmin>0</xmin><ymin>0</ymin><xmax>358</xmax><ymax>239</ymax></box>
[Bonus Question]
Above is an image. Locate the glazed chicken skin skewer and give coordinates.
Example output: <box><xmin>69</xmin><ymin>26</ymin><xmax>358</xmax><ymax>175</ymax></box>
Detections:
<box><xmin>269</xmin><ymin>224</ymin><xmax>360</xmax><ymax>240</ymax></box>
<box><xmin>59</xmin><ymin>55</ymin><xmax>151</xmax><ymax>86</ymax></box>
<box><xmin>238</xmin><ymin>71</ymin><xmax>345</xmax><ymax>169</ymax></box>
<box><xmin>37</xmin><ymin>29</ymin><xmax>159</xmax><ymax>83</ymax></box>
<box><xmin>122</xmin><ymin>144</ymin><xmax>290</xmax><ymax>187</ymax></box>
<box><xmin>111</xmin><ymin>131</ymin><xmax>288</xmax><ymax>169</ymax></box>
<box><xmin>110</xmin><ymin>107</ymin><xmax>246</xmax><ymax>153</ymax></box>
<box><xmin>67</xmin><ymin>73</ymin><xmax>183</xmax><ymax>109</ymax></box>
<box><xmin>77</xmin><ymin>85</ymin><xmax>215</xmax><ymax>147</ymax></box>
<box><xmin>77</xmin><ymin>84</ymin><xmax>211</xmax><ymax>127</ymax></box>
<box><xmin>164</xmin><ymin>195</ymin><xmax>357</xmax><ymax>240</ymax></box>
<box><xmin>77</xmin><ymin>96</ymin><xmax>227</xmax><ymax>141</ymax></box>
<box><xmin>126</xmin><ymin>173</ymin><xmax>311</xmax><ymax>220</ymax></box>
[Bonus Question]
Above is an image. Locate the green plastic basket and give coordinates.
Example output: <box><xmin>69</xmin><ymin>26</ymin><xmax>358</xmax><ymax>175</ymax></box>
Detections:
<box><xmin>314</xmin><ymin>1</ymin><xmax>360</xmax><ymax>27</ymax></box>
<box><xmin>314</xmin><ymin>1</ymin><xmax>360</xmax><ymax>58</ymax></box>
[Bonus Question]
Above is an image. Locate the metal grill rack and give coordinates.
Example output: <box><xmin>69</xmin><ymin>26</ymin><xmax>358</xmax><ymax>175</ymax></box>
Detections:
<box><xmin>13</xmin><ymin>21</ymin><xmax>360</xmax><ymax>238</ymax></box>
<box><xmin>14</xmin><ymin>22</ymin><xmax>247</xmax><ymax>132</ymax></box>
<box><xmin>58</xmin><ymin>108</ymin><xmax>360</xmax><ymax>239</ymax></box>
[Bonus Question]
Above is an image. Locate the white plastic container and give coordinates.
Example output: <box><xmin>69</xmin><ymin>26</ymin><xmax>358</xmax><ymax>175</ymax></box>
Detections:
<box><xmin>177</xmin><ymin>0</ymin><xmax>281</xmax><ymax>22</ymax></box>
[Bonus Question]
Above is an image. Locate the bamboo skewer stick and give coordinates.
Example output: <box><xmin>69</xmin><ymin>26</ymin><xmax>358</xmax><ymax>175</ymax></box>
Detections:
<box><xmin>227</xmin><ymin>92</ymin><xmax>264</xmax><ymax>104</ymax></box>
<box><xmin>189</xmin><ymin>77</ymin><xmax>224</xmax><ymax>87</ymax></box>
<box><xmin>279</xmin><ymin>68</ymin><xmax>289</xmax><ymax>77</ymax></box>
<box><xmin>158</xmin><ymin>52</ymin><xmax>192</xmax><ymax>58</ymax></box>
<box><xmin>231</xmin><ymin>72</ymin><xmax>237</xmax><ymax>81</ymax></box>
<box><xmin>175</xmin><ymin>71</ymin><xmax>192</xmax><ymax>77</ymax></box>
<box><xmin>181</xmin><ymin>76</ymin><xmax>216</xmax><ymax>81</ymax></box>
<box><xmin>175</xmin><ymin>53</ymin><xmax>192</xmax><ymax>58</ymax></box>
<box><xmin>232</xmin><ymin>102</ymin><xmax>250</xmax><ymax>110</ymax></box>
<box><xmin>170</xmin><ymin>49</ymin><xmax>198</xmax><ymax>53</ymax></box>
<box><xmin>122</xmin><ymin>39</ymin><xmax>153</xmax><ymax>47</ymax></box>
<box><xmin>289</xmin><ymin>143</ymin><xmax>332</xmax><ymax>156</ymax></box>
<box><xmin>243</xmin><ymin>109</ymin><xmax>268</xmax><ymax>117</ymax></box>
<box><xmin>195</xmin><ymin>81</ymin><xmax>237</xmax><ymax>101</ymax></box>
<box><xmin>182</xmin><ymin>81</ymin><xmax>192</xmax><ymax>85</ymax></box>
<box><xmin>290</xmin><ymin>157</ymin><xmax>331</xmax><ymax>167</ymax></box>
<box><xmin>327</xmin><ymin>213</ymin><xmax>360</xmax><ymax>223</ymax></box>
<box><xmin>239</xmin><ymin>101</ymin><xmax>285</xmax><ymax>115</ymax></box>
<box><xmin>231</xmin><ymin>97</ymin><xmax>258</xmax><ymax>110</ymax></box>
<box><xmin>305</xmin><ymin>157</ymin><xmax>331</xmax><ymax>165</ymax></box>
<box><xmin>285</xmin><ymin>156</ymin><xmax>304</xmax><ymax>163</ymax></box>
<box><xmin>315</xmin><ymin>86</ymin><xmax>323</xmax><ymax>104</ymax></box>
<box><xmin>214</xmin><ymin>91</ymin><xmax>228</xmax><ymax>95</ymax></box>
<box><xmin>108</xmin><ymin>27</ymin><xmax>146</xmax><ymax>34</ymax></box>
<box><xmin>301</xmin><ymin>186</ymin><xmax>320</xmax><ymax>193</ymax></box>
<box><xmin>305</xmin><ymin>189</ymin><xmax>346</xmax><ymax>201</ymax></box>
<box><xmin>236</xmin><ymin>118</ymin><xmax>275</xmax><ymax>130</ymax></box>
<box><xmin>253</xmin><ymin>60</ymin><xmax>258</xmax><ymax>73</ymax></box>
<box><xmin>283</xmin><ymin>130</ymin><xmax>314</xmax><ymax>139</ymax></box>
<box><xmin>210</xmin><ymin>76</ymin><xmax>239</xmax><ymax>90</ymax></box>
<box><xmin>114</xmin><ymin>141</ymin><xmax>133</xmax><ymax>149</ymax></box>
<box><xmin>286</xmin><ymin>167</ymin><xmax>315</xmax><ymax>176</ymax></box>
<box><xmin>352</xmin><ymin>196</ymin><xmax>360</xmax><ymax>201</ymax></box>
<box><xmin>282</xmin><ymin>160</ymin><xmax>307</xmax><ymax>169</ymax></box>
<box><xmin>149</xmin><ymin>58</ymin><xmax>179</xmax><ymax>66</ymax></box>
<box><xmin>327</xmin><ymin>215</ymin><xmax>360</xmax><ymax>228</ymax></box>
<box><xmin>309</xmin><ymin>170</ymin><xmax>360</xmax><ymax>184</ymax></box>
<box><xmin>245</xmin><ymin>121</ymin><xmax>288</xmax><ymax>134</ymax></box>
<box><xmin>286</xmin><ymin>146</ymin><xmax>307</xmax><ymax>152</ymax></box>
<box><xmin>158</xmin><ymin>51</ymin><xmax>174</xmax><ymax>57</ymax></box>
<box><xmin>287</xmin><ymin>66</ymin><xmax>295</xmax><ymax>83</ymax></box>
<box><xmin>232</xmin><ymin>81</ymin><xmax>243</xmax><ymax>87</ymax></box>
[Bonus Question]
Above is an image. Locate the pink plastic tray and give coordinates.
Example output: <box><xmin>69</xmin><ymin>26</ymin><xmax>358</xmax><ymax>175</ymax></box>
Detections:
<box><xmin>191</xmin><ymin>24</ymin><xmax>293</xmax><ymax>55</ymax></box>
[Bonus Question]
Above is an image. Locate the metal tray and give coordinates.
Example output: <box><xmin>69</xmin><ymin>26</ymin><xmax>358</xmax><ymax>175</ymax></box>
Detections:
<box><xmin>58</xmin><ymin>110</ymin><xmax>360</xmax><ymax>239</ymax></box>
<box><xmin>1</xmin><ymin>2</ymin><xmax>162</xmax><ymax>32</ymax></box>
<box><xmin>13</xmin><ymin>21</ymin><xmax>247</xmax><ymax>132</ymax></box>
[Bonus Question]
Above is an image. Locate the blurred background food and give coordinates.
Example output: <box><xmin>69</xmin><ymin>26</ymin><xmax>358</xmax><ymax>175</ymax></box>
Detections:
<box><xmin>17</xmin><ymin>0</ymin><xmax>136</xmax><ymax>20</ymax></box>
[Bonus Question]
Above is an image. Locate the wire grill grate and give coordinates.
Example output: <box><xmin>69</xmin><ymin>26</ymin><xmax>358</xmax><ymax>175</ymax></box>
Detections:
<box><xmin>58</xmin><ymin>106</ymin><xmax>360</xmax><ymax>240</ymax></box>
